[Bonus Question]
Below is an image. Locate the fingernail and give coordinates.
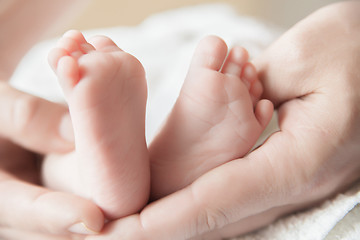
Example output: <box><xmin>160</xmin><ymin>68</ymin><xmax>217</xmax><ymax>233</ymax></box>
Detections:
<box><xmin>59</xmin><ymin>113</ymin><xmax>74</xmax><ymax>143</ymax></box>
<box><xmin>68</xmin><ymin>222</ymin><xmax>99</xmax><ymax>235</ymax></box>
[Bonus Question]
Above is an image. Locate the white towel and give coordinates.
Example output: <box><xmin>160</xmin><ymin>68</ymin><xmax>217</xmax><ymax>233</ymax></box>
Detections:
<box><xmin>10</xmin><ymin>4</ymin><xmax>360</xmax><ymax>239</ymax></box>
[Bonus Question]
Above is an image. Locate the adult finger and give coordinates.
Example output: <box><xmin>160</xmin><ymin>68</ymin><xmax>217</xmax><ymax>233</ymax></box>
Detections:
<box><xmin>87</xmin><ymin>100</ymin><xmax>357</xmax><ymax>240</ymax></box>
<box><xmin>85</xmin><ymin>157</ymin><xmax>286</xmax><ymax>240</ymax></box>
<box><xmin>194</xmin><ymin>203</ymin><xmax>301</xmax><ymax>240</ymax></box>
<box><xmin>0</xmin><ymin>82</ymin><xmax>74</xmax><ymax>154</ymax></box>
<box><xmin>254</xmin><ymin>1</ymin><xmax>360</xmax><ymax>107</ymax></box>
<box><xmin>0</xmin><ymin>172</ymin><xmax>104</xmax><ymax>236</ymax></box>
<box><xmin>85</xmin><ymin>132</ymin><xmax>304</xmax><ymax>240</ymax></box>
<box><xmin>87</xmin><ymin>135</ymin><xmax>322</xmax><ymax>239</ymax></box>
<box><xmin>0</xmin><ymin>227</ymin><xmax>83</xmax><ymax>240</ymax></box>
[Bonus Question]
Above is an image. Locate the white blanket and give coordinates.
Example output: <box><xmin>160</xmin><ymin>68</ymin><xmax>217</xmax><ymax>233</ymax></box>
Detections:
<box><xmin>10</xmin><ymin>4</ymin><xmax>360</xmax><ymax>239</ymax></box>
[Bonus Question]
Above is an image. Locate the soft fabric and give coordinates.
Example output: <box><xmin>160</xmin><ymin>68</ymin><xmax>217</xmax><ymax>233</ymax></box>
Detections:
<box><xmin>10</xmin><ymin>4</ymin><xmax>360</xmax><ymax>239</ymax></box>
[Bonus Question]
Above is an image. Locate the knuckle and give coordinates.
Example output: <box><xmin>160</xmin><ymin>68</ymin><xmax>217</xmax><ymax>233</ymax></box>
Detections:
<box><xmin>203</xmin><ymin>209</ymin><xmax>227</xmax><ymax>232</ymax></box>
<box><xmin>190</xmin><ymin>186</ymin><xmax>229</xmax><ymax>235</ymax></box>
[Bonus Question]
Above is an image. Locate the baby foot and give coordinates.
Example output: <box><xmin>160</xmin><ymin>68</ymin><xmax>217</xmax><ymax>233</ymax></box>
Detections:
<box><xmin>150</xmin><ymin>36</ymin><xmax>273</xmax><ymax>199</ymax></box>
<box><xmin>47</xmin><ymin>30</ymin><xmax>149</xmax><ymax>219</ymax></box>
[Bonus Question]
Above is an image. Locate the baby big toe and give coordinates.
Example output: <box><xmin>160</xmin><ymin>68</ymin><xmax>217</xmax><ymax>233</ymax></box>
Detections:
<box><xmin>189</xmin><ymin>36</ymin><xmax>228</xmax><ymax>71</ymax></box>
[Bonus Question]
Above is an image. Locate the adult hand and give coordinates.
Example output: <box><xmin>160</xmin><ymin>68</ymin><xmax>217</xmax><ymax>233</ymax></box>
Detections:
<box><xmin>0</xmin><ymin>82</ymin><xmax>104</xmax><ymax>239</ymax></box>
<box><xmin>86</xmin><ymin>1</ymin><xmax>360</xmax><ymax>239</ymax></box>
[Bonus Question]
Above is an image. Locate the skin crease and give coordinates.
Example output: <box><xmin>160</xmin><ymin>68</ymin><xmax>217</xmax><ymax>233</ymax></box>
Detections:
<box><xmin>85</xmin><ymin>1</ymin><xmax>360</xmax><ymax>240</ymax></box>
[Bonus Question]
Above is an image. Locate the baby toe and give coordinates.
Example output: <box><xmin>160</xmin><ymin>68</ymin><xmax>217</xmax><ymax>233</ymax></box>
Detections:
<box><xmin>222</xmin><ymin>46</ymin><xmax>249</xmax><ymax>77</ymax></box>
<box><xmin>88</xmin><ymin>36</ymin><xmax>122</xmax><ymax>53</ymax></box>
<box><xmin>242</xmin><ymin>63</ymin><xmax>263</xmax><ymax>105</ymax></box>
<box><xmin>48</xmin><ymin>48</ymin><xmax>68</xmax><ymax>72</ymax></box>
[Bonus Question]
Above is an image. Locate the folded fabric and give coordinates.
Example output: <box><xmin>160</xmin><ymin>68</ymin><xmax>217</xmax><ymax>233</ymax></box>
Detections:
<box><xmin>234</xmin><ymin>181</ymin><xmax>360</xmax><ymax>240</ymax></box>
